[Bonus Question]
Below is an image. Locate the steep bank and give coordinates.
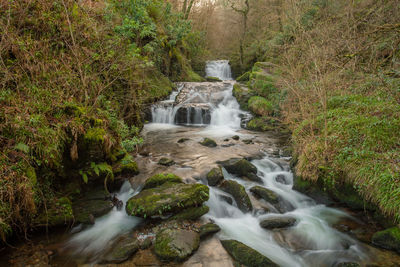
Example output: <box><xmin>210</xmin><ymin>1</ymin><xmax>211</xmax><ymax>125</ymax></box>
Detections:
<box><xmin>230</xmin><ymin>0</ymin><xmax>400</xmax><ymax>224</ymax></box>
<box><xmin>0</xmin><ymin>0</ymin><xmax>204</xmax><ymax>241</ymax></box>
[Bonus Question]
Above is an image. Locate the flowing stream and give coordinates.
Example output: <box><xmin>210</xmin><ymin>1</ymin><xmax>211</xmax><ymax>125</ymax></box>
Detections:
<box><xmin>58</xmin><ymin>60</ymin><xmax>388</xmax><ymax>266</ymax></box>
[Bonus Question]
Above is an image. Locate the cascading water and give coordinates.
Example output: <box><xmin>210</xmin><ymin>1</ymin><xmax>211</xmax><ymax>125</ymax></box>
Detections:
<box><xmin>205</xmin><ymin>60</ymin><xmax>232</xmax><ymax>80</ymax></box>
<box><xmin>205</xmin><ymin>158</ymin><xmax>369</xmax><ymax>267</ymax></box>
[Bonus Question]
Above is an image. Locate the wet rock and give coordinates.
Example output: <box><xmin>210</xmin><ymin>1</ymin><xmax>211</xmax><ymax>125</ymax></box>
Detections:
<box><xmin>143</xmin><ymin>173</ymin><xmax>183</xmax><ymax>190</ymax></box>
<box><xmin>372</xmin><ymin>227</ymin><xmax>400</xmax><ymax>253</ymax></box>
<box><xmin>250</xmin><ymin>186</ymin><xmax>279</xmax><ymax>204</ymax></box>
<box><xmin>220</xmin><ymin>239</ymin><xmax>278</xmax><ymax>267</ymax></box>
<box><xmin>218</xmin><ymin>158</ymin><xmax>257</xmax><ymax>178</ymax></box>
<box><xmin>199</xmin><ymin>223</ymin><xmax>221</xmax><ymax>239</ymax></box>
<box><xmin>113</xmin><ymin>154</ymin><xmax>139</xmax><ymax>177</ymax></box>
<box><xmin>126</xmin><ymin>183</ymin><xmax>209</xmax><ymax>218</ymax></box>
<box><xmin>101</xmin><ymin>236</ymin><xmax>139</xmax><ymax>263</ymax></box>
<box><xmin>158</xmin><ymin>157</ymin><xmax>175</xmax><ymax>166</ymax></box>
<box><xmin>206</xmin><ymin>76</ymin><xmax>222</xmax><ymax>82</ymax></box>
<box><xmin>72</xmin><ymin>189</ymin><xmax>114</xmax><ymax>224</ymax></box>
<box><xmin>170</xmin><ymin>205</ymin><xmax>209</xmax><ymax>221</ymax></box>
<box><xmin>199</xmin><ymin>138</ymin><xmax>217</xmax><ymax>147</ymax></box>
<box><xmin>206</xmin><ymin>166</ymin><xmax>224</xmax><ymax>186</ymax></box>
<box><xmin>335</xmin><ymin>262</ymin><xmax>361</xmax><ymax>267</ymax></box>
<box><xmin>242</xmin><ymin>139</ymin><xmax>253</xmax><ymax>144</ymax></box>
<box><xmin>220</xmin><ymin>195</ymin><xmax>233</xmax><ymax>205</ymax></box>
<box><xmin>175</xmin><ymin>106</ymin><xmax>212</xmax><ymax>125</ymax></box>
<box><xmin>178</xmin><ymin>138</ymin><xmax>190</xmax><ymax>143</ymax></box>
<box><xmin>275</xmin><ymin>174</ymin><xmax>289</xmax><ymax>185</ymax></box>
<box><xmin>232</xmin><ymin>135</ymin><xmax>240</xmax><ymax>140</ymax></box>
<box><xmin>259</xmin><ymin>216</ymin><xmax>297</xmax><ymax>229</ymax></box>
<box><xmin>223</xmin><ymin>138</ymin><xmax>230</xmax><ymax>142</ymax></box>
<box><xmin>154</xmin><ymin>229</ymin><xmax>200</xmax><ymax>262</ymax></box>
<box><xmin>242</xmin><ymin>173</ymin><xmax>263</xmax><ymax>183</ymax></box>
<box><xmin>219</xmin><ymin>180</ymin><xmax>253</xmax><ymax>212</ymax></box>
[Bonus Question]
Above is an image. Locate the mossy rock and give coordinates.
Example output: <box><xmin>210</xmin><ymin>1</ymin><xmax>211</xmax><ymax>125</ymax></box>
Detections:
<box><xmin>113</xmin><ymin>154</ymin><xmax>139</xmax><ymax>177</ymax></box>
<box><xmin>220</xmin><ymin>239</ymin><xmax>278</xmax><ymax>267</ymax></box>
<box><xmin>199</xmin><ymin>223</ymin><xmax>220</xmax><ymax>239</ymax></box>
<box><xmin>72</xmin><ymin>189</ymin><xmax>114</xmax><ymax>224</ymax></box>
<box><xmin>232</xmin><ymin>83</ymin><xmax>255</xmax><ymax>110</ymax></box>
<box><xmin>199</xmin><ymin>138</ymin><xmax>217</xmax><ymax>147</ymax></box>
<box><xmin>101</xmin><ymin>236</ymin><xmax>139</xmax><ymax>264</ymax></box>
<box><xmin>248</xmin><ymin>96</ymin><xmax>274</xmax><ymax>116</ymax></box>
<box><xmin>206</xmin><ymin>166</ymin><xmax>224</xmax><ymax>186</ymax></box>
<box><xmin>219</xmin><ymin>180</ymin><xmax>253</xmax><ymax>213</ymax></box>
<box><xmin>177</xmin><ymin>138</ymin><xmax>190</xmax><ymax>143</ymax></box>
<box><xmin>372</xmin><ymin>227</ymin><xmax>400</xmax><ymax>253</ymax></box>
<box><xmin>259</xmin><ymin>216</ymin><xmax>297</xmax><ymax>229</ymax></box>
<box><xmin>170</xmin><ymin>205</ymin><xmax>209</xmax><ymax>220</ymax></box>
<box><xmin>126</xmin><ymin>183</ymin><xmax>209</xmax><ymax>218</ymax></box>
<box><xmin>158</xmin><ymin>157</ymin><xmax>175</xmax><ymax>166</ymax></box>
<box><xmin>80</xmin><ymin>127</ymin><xmax>107</xmax><ymax>162</ymax></box>
<box><xmin>218</xmin><ymin>158</ymin><xmax>257</xmax><ymax>178</ymax></box>
<box><xmin>206</xmin><ymin>76</ymin><xmax>222</xmax><ymax>82</ymax></box>
<box><xmin>250</xmin><ymin>186</ymin><xmax>279</xmax><ymax>204</ymax></box>
<box><xmin>143</xmin><ymin>173</ymin><xmax>183</xmax><ymax>190</ymax></box>
<box><xmin>154</xmin><ymin>229</ymin><xmax>200</xmax><ymax>262</ymax></box>
<box><xmin>236</xmin><ymin>72</ymin><xmax>250</xmax><ymax>82</ymax></box>
<box><xmin>109</xmin><ymin>147</ymin><xmax>126</xmax><ymax>163</ymax></box>
<box><xmin>34</xmin><ymin>197</ymin><xmax>74</xmax><ymax>227</ymax></box>
<box><xmin>332</xmin><ymin>182</ymin><xmax>376</xmax><ymax>212</ymax></box>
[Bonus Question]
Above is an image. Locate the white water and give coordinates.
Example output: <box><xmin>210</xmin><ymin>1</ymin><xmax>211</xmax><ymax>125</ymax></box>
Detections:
<box><xmin>205</xmin><ymin>60</ymin><xmax>232</xmax><ymax>80</ymax></box>
<box><xmin>204</xmin><ymin>158</ymin><xmax>369</xmax><ymax>267</ymax></box>
<box><xmin>64</xmin><ymin>181</ymin><xmax>142</xmax><ymax>261</ymax></box>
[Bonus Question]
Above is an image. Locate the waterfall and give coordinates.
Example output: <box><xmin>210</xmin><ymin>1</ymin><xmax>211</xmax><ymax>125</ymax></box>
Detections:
<box><xmin>205</xmin><ymin>60</ymin><xmax>232</xmax><ymax>80</ymax></box>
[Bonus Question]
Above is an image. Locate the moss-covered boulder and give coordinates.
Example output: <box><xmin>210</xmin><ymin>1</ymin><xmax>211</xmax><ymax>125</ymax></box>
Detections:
<box><xmin>170</xmin><ymin>205</ymin><xmax>209</xmax><ymax>221</ymax></box>
<box><xmin>232</xmin><ymin>83</ymin><xmax>255</xmax><ymax>110</ymax></box>
<box><xmin>158</xmin><ymin>157</ymin><xmax>175</xmax><ymax>166</ymax></box>
<box><xmin>250</xmin><ymin>186</ymin><xmax>279</xmax><ymax>204</ymax></box>
<box><xmin>236</xmin><ymin>71</ymin><xmax>250</xmax><ymax>82</ymax></box>
<box><xmin>259</xmin><ymin>216</ymin><xmax>297</xmax><ymax>230</ymax></box>
<box><xmin>73</xmin><ymin>198</ymin><xmax>114</xmax><ymax>224</ymax></box>
<box><xmin>372</xmin><ymin>227</ymin><xmax>400</xmax><ymax>253</ymax></box>
<box><xmin>143</xmin><ymin>173</ymin><xmax>183</xmax><ymax>190</ymax></box>
<box><xmin>126</xmin><ymin>183</ymin><xmax>209</xmax><ymax>218</ymax></box>
<box><xmin>154</xmin><ymin>229</ymin><xmax>200</xmax><ymax>262</ymax></box>
<box><xmin>220</xmin><ymin>240</ymin><xmax>278</xmax><ymax>267</ymax></box>
<box><xmin>113</xmin><ymin>154</ymin><xmax>139</xmax><ymax>177</ymax></box>
<box><xmin>101</xmin><ymin>236</ymin><xmax>139</xmax><ymax>264</ymax></box>
<box><xmin>218</xmin><ymin>158</ymin><xmax>261</xmax><ymax>182</ymax></box>
<box><xmin>206</xmin><ymin>167</ymin><xmax>224</xmax><ymax>186</ymax></box>
<box><xmin>199</xmin><ymin>223</ymin><xmax>221</xmax><ymax>239</ymax></box>
<box><xmin>220</xmin><ymin>180</ymin><xmax>253</xmax><ymax>212</ymax></box>
<box><xmin>206</xmin><ymin>76</ymin><xmax>222</xmax><ymax>82</ymax></box>
<box><xmin>199</xmin><ymin>138</ymin><xmax>217</xmax><ymax>147</ymax></box>
<box><xmin>248</xmin><ymin>96</ymin><xmax>274</xmax><ymax>116</ymax></box>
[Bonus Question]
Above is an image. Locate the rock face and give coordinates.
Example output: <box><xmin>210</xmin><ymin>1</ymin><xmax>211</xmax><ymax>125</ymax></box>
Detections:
<box><xmin>170</xmin><ymin>205</ymin><xmax>209</xmax><ymax>221</ymax></box>
<box><xmin>199</xmin><ymin>223</ymin><xmax>221</xmax><ymax>239</ymax></box>
<box><xmin>259</xmin><ymin>216</ymin><xmax>297</xmax><ymax>229</ymax></box>
<box><xmin>372</xmin><ymin>227</ymin><xmax>400</xmax><ymax>253</ymax></box>
<box><xmin>175</xmin><ymin>106</ymin><xmax>211</xmax><ymax>125</ymax></box>
<box><xmin>200</xmin><ymin>138</ymin><xmax>217</xmax><ymax>147</ymax></box>
<box><xmin>101</xmin><ymin>236</ymin><xmax>139</xmax><ymax>263</ymax></box>
<box><xmin>220</xmin><ymin>180</ymin><xmax>253</xmax><ymax>212</ymax></box>
<box><xmin>126</xmin><ymin>182</ymin><xmax>209</xmax><ymax>218</ymax></box>
<box><xmin>154</xmin><ymin>229</ymin><xmax>200</xmax><ymax>262</ymax></box>
<box><xmin>158</xmin><ymin>157</ymin><xmax>175</xmax><ymax>166</ymax></box>
<box><xmin>220</xmin><ymin>240</ymin><xmax>278</xmax><ymax>267</ymax></box>
<box><xmin>218</xmin><ymin>158</ymin><xmax>261</xmax><ymax>182</ymax></box>
<box><xmin>143</xmin><ymin>173</ymin><xmax>183</xmax><ymax>190</ymax></box>
<box><xmin>206</xmin><ymin>167</ymin><xmax>224</xmax><ymax>186</ymax></box>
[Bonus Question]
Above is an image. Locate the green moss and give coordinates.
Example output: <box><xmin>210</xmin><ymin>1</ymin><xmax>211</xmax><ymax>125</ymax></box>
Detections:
<box><xmin>248</xmin><ymin>96</ymin><xmax>274</xmax><ymax>116</ymax></box>
<box><xmin>199</xmin><ymin>223</ymin><xmax>220</xmax><ymax>239</ymax></box>
<box><xmin>250</xmin><ymin>186</ymin><xmax>279</xmax><ymax>204</ymax></box>
<box><xmin>221</xmin><ymin>240</ymin><xmax>278</xmax><ymax>267</ymax></box>
<box><xmin>372</xmin><ymin>227</ymin><xmax>400</xmax><ymax>252</ymax></box>
<box><xmin>34</xmin><ymin>197</ymin><xmax>73</xmax><ymax>227</ymax></box>
<box><xmin>63</xmin><ymin>102</ymin><xmax>86</xmax><ymax>117</ymax></box>
<box><xmin>220</xmin><ymin>180</ymin><xmax>253</xmax><ymax>212</ymax></box>
<box><xmin>143</xmin><ymin>173</ymin><xmax>183</xmax><ymax>190</ymax></box>
<box><xmin>84</xmin><ymin>127</ymin><xmax>106</xmax><ymax>144</ymax></box>
<box><xmin>236</xmin><ymin>72</ymin><xmax>250</xmax><ymax>82</ymax></box>
<box><xmin>126</xmin><ymin>183</ymin><xmax>209</xmax><ymax>218</ymax></box>
<box><xmin>206</xmin><ymin>166</ymin><xmax>224</xmax><ymax>186</ymax></box>
<box><xmin>25</xmin><ymin>166</ymin><xmax>37</xmax><ymax>185</ymax></box>
<box><xmin>170</xmin><ymin>205</ymin><xmax>209</xmax><ymax>220</ymax></box>
<box><xmin>206</xmin><ymin>76</ymin><xmax>222</xmax><ymax>82</ymax></box>
<box><xmin>113</xmin><ymin>154</ymin><xmax>139</xmax><ymax>176</ymax></box>
<box><xmin>199</xmin><ymin>138</ymin><xmax>217</xmax><ymax>147</ymax></box>
<box><xmin>232</xmin><ymin>83</ymin><xmax>255</xmax><ymax>110</ymax></box>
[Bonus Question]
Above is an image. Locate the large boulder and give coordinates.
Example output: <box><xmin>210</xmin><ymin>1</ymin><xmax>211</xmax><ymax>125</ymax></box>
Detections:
<box><xmin>372</xmin><ymin>227</ymin><xmax>400</xmax><ymax>253</ymax></box>
<box><xmin>170</xmin><ymin>205</ymin><xmax>209</xmax><ymax>221</ymax></box>
<box><xmin>126</xmin><ymin>183</ymin><xmax>209</xmax><ymax>218</ymax></box>
<box><xmin>219</xmin><ymin>180</ymin><xmax>252</xmax><ymax>212</ymax></box>
<box><xmin>154</xmin><ymin>229</ymin><xmax>200</xmax><ymax>262</ymax></box>
<box><xmin>101</xmin><ymin>236</ymin><xmax>139</xmax><ymax>264</ymax></box>
<box><xmin>218</xmin><ymin>158</ymin><xmax>261</xmax><ymax>182</ymax></box>
<box><xmin>259</xmin><ymin>216</ymin><xmax>297</xmax><ymax>230</ymax></box>
<box><xmin>221</xmin><ymin>240</ymin><xmax>278</xmax><ymax>267</ymax></box>
<box><xmin>250</xmin><ymin>186</ymin><xmax>279</xmax><ymax>204</ymax></box>
<box><xmin>143</xmin><ymin>173</ymin><xmax>183</xmax><ymax>190</ymax></box>
<box><xmin>206</xmin><ymin>166</ymin><xmax>224</xmax><ymax>186</ymax></box>
<box><xmin>199</xmin><ymin>223</ymin><xmax>221</xmax><ymax>239</ymax></box>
